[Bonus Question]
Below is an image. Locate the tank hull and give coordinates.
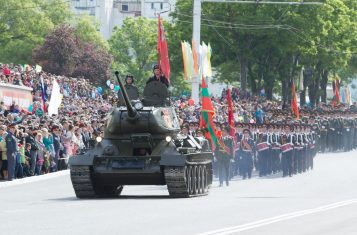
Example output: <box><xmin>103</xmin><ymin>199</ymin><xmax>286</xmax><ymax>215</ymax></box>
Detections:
<box><xmin>70</xmin><ymin>151</ymin><xmax>213</xmax><ymax>198</ymax></box>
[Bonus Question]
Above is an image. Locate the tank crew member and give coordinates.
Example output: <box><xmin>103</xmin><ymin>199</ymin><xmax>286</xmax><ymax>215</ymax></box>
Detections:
<box><xmin>215</xmin><ymin>126</ymin><xmax>234</xmax><ymax>186</ymax></box>
<box><xmin>6</xmin><ymin>123</ymin><xmax>18</xmax><ymax>181</ymax></box>
<box><xmin>146</xmin><ymin>64</ymin><xmax>169</xmax><ymax>87</ymax></box>
<box><xmin>124</xmin><ymin>74</ymin><xmax>139</xmax><ymax>98</ymax></box>
<box><xmin>239</xmin><ymin>128</ymin><xmax>255</xmax><ymax>180</ymax></box>
<box><xmin>189</xmin><ymin>121</ymin><xmax>197</xmax><ymax>137</ymax></box>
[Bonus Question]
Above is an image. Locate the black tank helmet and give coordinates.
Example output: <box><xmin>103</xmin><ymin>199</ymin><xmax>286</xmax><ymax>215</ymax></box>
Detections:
<box><xmin>125</xmin><ymin>74</ymin><xmax>134</xmax><ymax>84</ymax></box>
<box><xmin>153</xmin><ymin>64</ymin><xmax>161</xmax><ymax>71</ymax></box>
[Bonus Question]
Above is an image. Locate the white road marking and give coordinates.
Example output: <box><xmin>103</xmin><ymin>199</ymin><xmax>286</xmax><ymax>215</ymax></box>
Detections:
<box><xmin>198</xmin><ymin>198</ymin><xmax>357</xmax><ymax>235</ymax></box>
<box><xmin>0</xmin><ymin>170</ymin><xmax>69</xmax><ymax>189</ymax></box>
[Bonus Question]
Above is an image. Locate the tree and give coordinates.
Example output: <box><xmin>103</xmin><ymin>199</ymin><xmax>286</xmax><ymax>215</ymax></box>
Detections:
<box><xmin>33</xmin><ymin>24</ymin><xmax>112</xmax><ymax>83</ymax></box>
<box><xmin>109</xmin><ymin>17</ymin><xmax>158</xmax><ymax>89</ymax></box>
<box><xmin>32</xmin><ymin>25</ymin><xmax>80</xmax><ymax>76</ymax></box>
<box><xmin>73</xmin><ymin>15</ymin><xmax>109</xmax><ymax>50</ymax></box>
<box><xmin>171</xmin><ymin>0</ymin><xmax>357</xmax><ymax>104</ymax></box>
<box><xmin>0</xmin><ymin>0</ymin><xmax>72</xmax><ymax>63</ymax></box>
<box><xmin>72</xmin><ymin>43</ymin><xmax>112</xmax><ymax>84</ymax></box>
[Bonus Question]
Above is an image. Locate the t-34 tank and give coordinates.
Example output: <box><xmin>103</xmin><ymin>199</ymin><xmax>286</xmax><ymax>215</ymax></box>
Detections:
<box><xmin>69</xmin><ymin>72</ymin><xmax>213</xmax><ymax>198</ymax></box>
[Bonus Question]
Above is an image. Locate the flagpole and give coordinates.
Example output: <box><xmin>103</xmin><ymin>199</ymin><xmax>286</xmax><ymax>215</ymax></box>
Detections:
<box><xmin>191</xmin><ymin>0</ymin><xmax>201</xmax><ymax>104</ymax></box>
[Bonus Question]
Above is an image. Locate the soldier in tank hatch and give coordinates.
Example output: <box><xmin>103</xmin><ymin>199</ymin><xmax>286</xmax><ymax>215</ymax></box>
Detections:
<box><xmin>146</xmin><ymin>64</ymin><xmax>169</xmax><ymax>87</ymax></box>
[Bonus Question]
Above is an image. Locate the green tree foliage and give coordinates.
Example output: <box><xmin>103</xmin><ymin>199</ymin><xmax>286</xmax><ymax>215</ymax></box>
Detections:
<box><xmin>73</xmin><ymin>15</ymin><xmax>109</xmax><ymax>50</ymax></box>
<box><xmin>109</xmin><ymin>17</ymin><xmax>157</xmax><ymax>90</ymax></box>
<box><xmin>171</xmin><ymin>0</ymin><xmax>357</xmax><ymax>105</ymax></box>
<box><xmin>0</xmin><ymin>0</ymin><xmax>72</xmax><ymax>63</ymax></box>
<box><xmin>33</xmin><ymin>24</ymin><xmax>112</xmax><ymax>84</ymax></box>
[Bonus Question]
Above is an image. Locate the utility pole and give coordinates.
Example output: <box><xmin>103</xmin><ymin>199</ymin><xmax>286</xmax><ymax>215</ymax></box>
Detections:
<box><xmin>191</xmin><ymin>0</ymin><xmax>323</xmax><ymax>103</ymax></box>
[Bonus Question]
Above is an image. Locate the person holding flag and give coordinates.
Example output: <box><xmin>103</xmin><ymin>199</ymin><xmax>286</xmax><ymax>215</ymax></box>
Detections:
<box><xmin>147</xmin><ymin>14</ymin><xmax>170</xmax><ymax>88</ymax></box>
<box><xmin>146</xmin><ymin>64</ymin><xmax>169</xmax><ymax>87</ymax></box>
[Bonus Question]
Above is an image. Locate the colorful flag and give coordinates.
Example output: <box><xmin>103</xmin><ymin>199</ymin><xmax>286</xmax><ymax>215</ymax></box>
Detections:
<box><xmin>185</xmin><ymin>41</ymin><xmax>194</xmax><ymax>79</ymax></box>
<box><xmin>206</xmin><ymin>43</ymin><xmax>212</xmax><ymax>77</ymax></box>
<box><xmin>181</xmin><ymin>42</ymin><xmax>188</xmax><ymax>80</ymax></box>
<box><xmin>335</xmin><ymin>79</ymin><xmax>340</xmax><ymax>104</ymax></box>
<box><xmin>291</xmin><ymin>81</ymin><xmax>299</xmax><ymax>119</ymax></box>
<box><xmin>192</xmin><ymin>40</ymin><xmax>199</xmax><ymax>76</ymax></box>
<box><xmin>157</xmin><ymin>15</ymin><xmax>170</xmax><ymax>81</ymax></box>
<box><xmin>48</xmin><ymin>79</ymin><xmax>62</xmax><ymax>116</ymax></box>
<box><xmin>200</xmin><ymin>76</ymin><xmax>217</xmax><ymax>149</ymax></box>
<box><xmin>227</xmin><ymin>86</ymin><xmax>237</xmax><ymax>146</ymax></box>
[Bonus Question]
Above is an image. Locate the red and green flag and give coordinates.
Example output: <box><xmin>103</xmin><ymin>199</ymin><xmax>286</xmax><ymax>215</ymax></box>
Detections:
<box><xmin>200</xmin><ymin>76</ymin><xmax>217</xmax><ymax>150</ymax></box>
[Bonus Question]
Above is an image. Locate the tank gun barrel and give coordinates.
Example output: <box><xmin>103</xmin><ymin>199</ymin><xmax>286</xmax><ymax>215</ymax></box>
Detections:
<box><xmin>115</xmin><ymin>71</ymin><xmax>139</xmax><ymax>121</ymax></box>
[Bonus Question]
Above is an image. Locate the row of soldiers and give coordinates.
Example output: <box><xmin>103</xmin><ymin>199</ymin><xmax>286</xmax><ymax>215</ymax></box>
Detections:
<box><xmin>180</xmin><ymin>109</ymin><xmax>357</xmax><ymax>186</ymax></box>
<box><xmin>212</xmin><ymin>123</ymin><xmax>317</xmax><ymax>186</ymax></box>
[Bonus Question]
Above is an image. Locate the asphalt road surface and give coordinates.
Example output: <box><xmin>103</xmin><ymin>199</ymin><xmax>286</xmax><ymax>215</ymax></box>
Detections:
<box><xmin>1</xmin><ymin>151</ymin><xmax>357</xmax><ymax>235</ymax></box>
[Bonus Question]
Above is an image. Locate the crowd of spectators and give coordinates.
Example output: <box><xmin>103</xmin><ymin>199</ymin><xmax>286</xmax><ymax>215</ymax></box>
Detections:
<box><xmin>0</xmin><ymin>63</ymin><xmax>355</xmax><ymax>181</ymax></box>
<box><xmin>0</xmin><ymin>63</ymin><xmax>111</xmax><ymax>181</ymax></box>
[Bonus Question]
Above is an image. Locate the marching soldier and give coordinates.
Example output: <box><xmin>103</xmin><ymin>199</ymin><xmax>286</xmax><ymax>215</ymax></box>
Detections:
<box><xmin>215</xmin><ymin>126</ymin><xmax>234</xmax><ymax>186</ymax></box>
<box><xmin>280</xmin><ymin>125</ymin><xmax>294</xmax><ymax>177</ymax></box>
<box><xmin>256</xmin><ymin>124</ymin><xmax>270</xmax><ymax>177</ymax></box>
<box><xmin>320</xmin><ymin>118</ymin><xmax>329</xmax><ymax>153</ymax></box>
<box><xmin>270</xmin><ymin>124</ymin><xmax>281</xmax><ymax>173</ymax></box>
<box><xmin>239</xmin><ymin>128</ymin><xmax>255</xmax><ymax>180</ymax></box>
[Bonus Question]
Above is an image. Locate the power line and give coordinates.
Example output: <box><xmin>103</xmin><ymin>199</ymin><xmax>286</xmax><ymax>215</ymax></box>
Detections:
<box><xmin>202</xmin><ymin>0</ymin><xmax>324</xmax><ymax>5</ymax></box>
<box><xmin>174</xmin><ymin>18</ymin><xmax>357</xmax><ymax>55</ymax></box>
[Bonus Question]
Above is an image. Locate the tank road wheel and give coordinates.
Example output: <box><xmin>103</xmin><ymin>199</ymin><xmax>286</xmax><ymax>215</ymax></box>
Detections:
<box><xmin>190</xmin><ymin>166</ymin><xmax>197</xmax><ymax>195</ymax></box>
<box><xmin>185</xmin><ymin>166</ymin><xmax>192</xmax><ymax>195</ymax></box>
<box><xmin>201</xmin><ymin>165</ymin><xmax>208</xmax><ymax>193</ymax></box>
<box><xmin>197</xmin><ymin>166</ymin><xmax>203</xmax><ymax>194</ymax></box>
<box><xmin>70</xmin><ymin>166</ymin><xmax>96</xmax><ymax>199</ymax></box>
<box><xmin>164</xmin><ymin>164</ymin><xmax>211</xmax><ymax>198</ymax></box>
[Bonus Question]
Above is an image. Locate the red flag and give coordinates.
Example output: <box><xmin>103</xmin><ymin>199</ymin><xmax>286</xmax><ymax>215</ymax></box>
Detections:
<box><xmin>335</xmin><ymin>79</ymin><xmax>340</xmax><ymax>104</ymax></box>
<box><xmin>291</xmin><ymin>81</ymin><xmax>299</xmax><ymax>119</ymax></box>
<box><xmin>227</xmin><ymin>87</ymin><xmax>235</xmax><ymax>136</ymax></box>
<box><xmin>157</xmin><ymin>15</ymin><xmax>170</xmax><ymax>82</ymax></box>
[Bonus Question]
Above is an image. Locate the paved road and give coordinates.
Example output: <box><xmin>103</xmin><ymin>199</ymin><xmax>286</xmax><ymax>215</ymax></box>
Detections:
<box><xmin>1</xmin><ymin>151</ymin><xmax>357</xmax><ymax>235</ymax></box>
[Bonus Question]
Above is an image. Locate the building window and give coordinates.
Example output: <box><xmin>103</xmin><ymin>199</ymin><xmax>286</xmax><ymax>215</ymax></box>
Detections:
<box><xmin>160</xmin><ymin>3</ymin><xmax>163</xmax><ymax>10</ymax></box>
<box><xmin>122</xmin><ymin>4</ymin><xmax>128</xmax><ymax>11</ymax></box>
<box><xmin>151</xmin><ymin>3</ymin><xmax>154</xmax><ymax>9</ymax></box>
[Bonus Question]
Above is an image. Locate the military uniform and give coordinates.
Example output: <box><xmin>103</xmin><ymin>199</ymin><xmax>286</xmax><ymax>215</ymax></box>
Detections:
<box><xmin>280</xmin><ymin>127</ymin><xmax>294</xmax><ymax>177</ymax></box>
<box><xmin>239</xmin><ymin>129</ymin><xmax>255</xmax><ymax>179</ymax></box>
<box><xmin>6</xmin><ymin>130</ymin><xmax>18</xmax><ymax>181</ymax></box>
<box><xmin>215</xmin><ymin>132</ymin><xmax>234</xmax><ymax>186</ymax></box>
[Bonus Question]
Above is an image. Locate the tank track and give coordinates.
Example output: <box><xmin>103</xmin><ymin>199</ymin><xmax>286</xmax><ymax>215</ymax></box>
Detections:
<box><xmin>70</xmin><ymin>166</ymin><xmax>96</xmax><ymax>199</ymax></box>
<box><xmin>70</xmin><ymin>166</ymin><xmax>124</xmax><ymax>198</ymax></box>
<box><xmin>164</xmin><ymin>162</ymin><xmax>212</xmax><ymax>198</ymax></box>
